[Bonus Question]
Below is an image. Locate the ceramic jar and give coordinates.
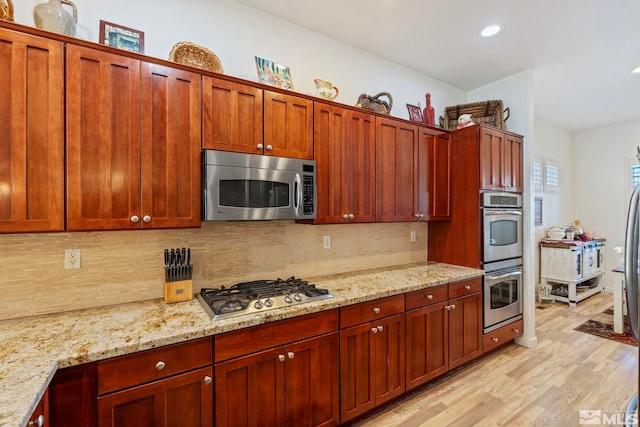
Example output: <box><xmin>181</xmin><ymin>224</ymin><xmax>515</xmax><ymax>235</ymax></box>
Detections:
<box><xmin>33</xmin><ymin>0</ymin><xmax>77</xmax><ymax>37</ymax></box>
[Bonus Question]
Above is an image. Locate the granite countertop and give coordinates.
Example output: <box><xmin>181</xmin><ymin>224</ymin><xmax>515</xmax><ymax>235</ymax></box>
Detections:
<box><xmin>0</xmin><ymin>261</ymin><xmax>482</xmax><ymax>427</ymax></box>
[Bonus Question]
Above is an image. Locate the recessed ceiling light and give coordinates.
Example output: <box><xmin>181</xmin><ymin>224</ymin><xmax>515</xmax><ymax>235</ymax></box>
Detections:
<box><xmin>633</xmin><ymin>66</ymin><xmax>640</xmax><ymax>74</ymax></box>
<box><xmin>479</xmin><ymin>24</ymin><xmax>502</xmax><ymax>38</ymax></box>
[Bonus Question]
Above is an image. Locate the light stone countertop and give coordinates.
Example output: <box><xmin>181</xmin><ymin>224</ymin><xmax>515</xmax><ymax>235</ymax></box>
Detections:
<box><xmin>0</xmin><ymin>262</ymin><xmax>482</xmax><ymax>427</ymax></box>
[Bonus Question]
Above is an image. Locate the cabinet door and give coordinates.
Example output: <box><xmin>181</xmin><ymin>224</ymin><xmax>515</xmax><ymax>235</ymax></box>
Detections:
<box><xmin>339</xmin><ymin>323</ymin><xmax>376</xmax><ymax>422</ymax></box>
<box><xmin>502</xmin><ymin>133</ymin><xmax>523</xmax><ymax>192</ymax></box>
<box><xmin>140</xmin><ymin>62</ymin><xmax>201</xmax><ymax>229</ymax></box>
<box><xmin>374</xmin><ymin>313</ymin><xmax>405</xmax><ymax>405</ymax></box>
<box><xmin>49</xmin><ymin>363</ymin><xmax>98</xmax><ymax>427</ymax></box>
<box><xmin>0</xmin><ymin>28</ymin><xmax>64</xmax><ymax>232</ymax></box>
<box><xmin>285</xmin><ymin>333</ymin><xmax>340</xmax><ymax>427</ymax></box>
<box><xmin>202</xmin><ymin>76</ymin><xmax>263</xmax><ymax>154</ymax></box>
<box><xmin>420</xmin><ymin>129</ymin><xmax>452</xmax><ymax>220</ymax></box>
<box><xmin>97</xmin><ymin>367</ymin><xmax>212</xmax><ymax>427</ymax></box>
<box><xmin>479</xmin><ymin>127</ymin><xmax>504</xmax><ymax>191</ymax></box>
<box><xmin>66</xmin><ymin>45</ymin><xmax>141</xmax><ymax>230</ymax></box>
<box><xmin>215</xmin><ymin>347</ymin><xmax>285</xmax><ymax>427</ymax></box>
<box><xmin>345</xmin><ymin>110</ymin><xmax>376</xmax><ymax>223</ymax></box>
<box><xmin>448</xmin><ymin>292</ymin><xmax>482</xmax><ymax>369</ymax></box>
<box><xmin>264</xmin><ymin>90</ymin><xmax>313</xmax><ymax>159</ymax></box>
<box><xmin>376</xmin><ymin>117</ymin><xmax>418</xmax><ymax>221</ymax></box>
<box><xmin>405</xmin><ymin>302</ymin><xmax>448</xmax><ymax>390</ymax></box>
<box><xmin>313</xmin><ymin>103</ymin><xmax>348</xmax><ymax>224</ymax></box>
<box><xmin>27</xmin><ymin>388</ymin><xmax>49</xmax><ymax>427</ymax></box>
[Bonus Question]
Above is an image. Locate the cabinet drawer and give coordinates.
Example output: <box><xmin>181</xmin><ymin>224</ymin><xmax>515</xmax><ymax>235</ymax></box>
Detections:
<box><xmin>483</xmin><ymin>319</ymin><xmax>523</xmax><ymax>353</ymax></box>
<box><xmin>214</xmin><ymin>309</ymin><xmax>339</xmax><ymax>363</ymax></box>
<box><xmin>98</xmin><ymin>337</ymin><xmax>212</xmax><ymax>395</ymax></box>
<box><xmin>405</xmin><ymin>285</ymin><xmax>448</xmax><ymax>311</ymax></box>
<box><xmin>448</xmin><ymin>277</ymin><xmax>482</xmax><ymax>299</ymax></box>
<box><xmin>340</xmin><ymin>294</ymin><xmax>405</xmax><ymax>329</ymax></box>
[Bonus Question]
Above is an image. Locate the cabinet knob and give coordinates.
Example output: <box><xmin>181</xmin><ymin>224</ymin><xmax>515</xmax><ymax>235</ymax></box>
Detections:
<box><xmin>464</xmin><ymin>285</ymin><xmax>471</xmax><ymax>290</ymax></box>
<box><xmin>155</xmin><ymin>361</ymin><xmax>166</xmax><ymax>371</ymax></box>
<box><xmin>414</xmin><ymin>213</ymin><xmax>421</xmax><ymax>218</ymax></box>
<box><xmin>278</xmin><ymin>354</ymin><xmax>285</xmax><ymax>362</ymax></box>
<box><xmin>130</xmin><ymin>215</ymin><xmax>139</xmax><ymax>223</ymax></box>
<box><xmin>377</xmin><ymin>325</ymin><xmax>384</xmax><ymax>332</ymax></box>
<box><xmin>419</xmin><ymin>213</ymin><xmax>424</xmax><ymax>218</ymax></box>
<box><xmin>287</xmin><ymin>352</ymin><xmax>295</xmax><ymax>359</ymax></box>
<box><xmin>445</xmin><ymin>305</ymin><xmax>451</xmax><ymax>311</ymax></box>
<box><xmin>512</xmin><ymin>328</ymin><xmax>519</xmax><ymax>334</ymax></box>
<box><xmin>371</xmin><ymin>327</ymin><xmax>378</xmax><ymax>334</ymax></box>
<box><xmin>348</xmin><ymin>213</ymin><xmax>354</xmax><ymax>219</ymax></box>
<box><xmin>143</xmin><ymin>215</ymin><xmax>151</xmax><ymax>223</ymax></box>
<box><xmin>450</xmin><ymin>304</ymin><xmax>456</xmax><ymax>310</ymax></box>
<box><xmin>266</xmin><ymin>145</ymin><xmax>273</xmax><ymax>151</ymax></box>
<box><xmin>373</xmin><ymin>307</ymin><xmax>381</xmax><ymax>314</ymax></box>
<box><xmin>257</xmin><ymin>143</ymin><xmax>264</xmax><ymax>150</ymax></box>
<box><xmin>203</xmin><ymin>376</ymin><xmax>212</xmax><ymax>385</ymax></box>
<box><xmin>426</xmin><ymin>294</ymin><xmax>433</xmax><ymax>300</ymax></box>
<box><xmin>28</xmin><ymin>415</ymin><xmax>45</xmax><ymax>427</ymax></box>
<box><xmin>492</xmin><ymin>337</ymin><xmax>499</xmax><ymax>342</ymax></box>
<box><xmin>343</xmin><ymin>214</ymin><xmax>349</xmax><ymax>219</ymax></box>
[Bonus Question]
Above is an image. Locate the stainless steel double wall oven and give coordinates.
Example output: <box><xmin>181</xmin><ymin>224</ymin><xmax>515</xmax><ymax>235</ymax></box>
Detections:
<box><xmin>482</xmin><ymin>192</ymin><xmax>523</xmax><ymax>333</ymax></box>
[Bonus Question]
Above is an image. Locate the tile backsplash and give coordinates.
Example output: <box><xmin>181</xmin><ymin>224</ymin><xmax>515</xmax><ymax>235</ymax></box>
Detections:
<box><xmin>0</xmin><ymin>221</ymin><xmax>427</xmax><ymax>321</ymax></box>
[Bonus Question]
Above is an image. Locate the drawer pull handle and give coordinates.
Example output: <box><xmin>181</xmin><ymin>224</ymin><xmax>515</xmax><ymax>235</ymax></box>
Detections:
<box><xmin>203</xmin><ymin>376</ymin><xmax>212</xmax><ymax>385</ymax></box>
<box><xmin>373</xmin><ymin>307</ymin><xmax>381</xmax><ymax>314</ymax></box>
<box><xmin>28</xmin><ymin>415</ymin><xmax>45</xmax><ymax>427</ymax></box>
<box><xmin>377</xmin><ymin>325</ymin><xmax>384</xmax><ymax>332</ymax></box>
<box><xmin>512</xmin><ymin>328</ymin><xmax>520</xmax><ymax>334</ymax></box>
<box><xmin>287</xmin><ymin>352</ymin><xmax>295</xmax><ymax>359</ymax></box>
<box><xmin>155</xmin><ymin>361</ymin><xmax>166</xmax><ymax>371</ymax></box>
<box><xmin>278</xmin><ymin>354</ymin><xmax>285</xmax><ymax>362</ymax></box>
<box><xmin>426</xmin><ymin>294</ymin><xmax>433</xmax><ymax>300</ymax></box>
<box><xmin>464</xmin><ymin>285</ymin><xmax>471</xmax><ymax>290</ymax></box>
<box><xmin>492</xmin><ymin>337</ymin><xmax>499</xmax><ymax>342</ymax></box>
<box><xmin>371</xmin><ymin>327</ymin><xmax>378</xmax><ymax>334</ymax></box>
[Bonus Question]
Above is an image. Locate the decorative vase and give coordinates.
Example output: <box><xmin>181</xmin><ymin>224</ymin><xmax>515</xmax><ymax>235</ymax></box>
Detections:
<box><xmin>33</xmin><ymin>0</ymin><xmax>77</xmax><ymax>37</ymax></box>
<box><xmin>0</xmin><ymin>0</ymin><xmax>14</xmax><ymax>22</ymax></box>
<box><xmin>423</xmin><ymin>93</ymin><xmax>435</xmax><ymax>126</ymax></box>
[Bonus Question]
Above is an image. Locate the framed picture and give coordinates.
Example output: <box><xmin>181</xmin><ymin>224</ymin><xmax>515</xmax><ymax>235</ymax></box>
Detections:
<box><xmin>406</xmin><ymin>104</ymin><xmax>423</xmax><ymax>122</ymax></box>
<box><xmin>534</xmin><ymin>197</ymin><xmax>543</xmax><ymax>225</ymax></box>
<box><xmin>254</xmin><ymin>56</ymin><xmax>294</xmax><ymax>90</ymax></box>
<box><xmin>99</xmin><ymin>20</ymin><xmax>145</xmax><ymax>54</ymax></box>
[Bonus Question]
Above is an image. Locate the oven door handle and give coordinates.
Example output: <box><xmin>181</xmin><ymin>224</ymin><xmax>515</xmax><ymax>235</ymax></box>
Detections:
<box><xmin>487</xmin><ymin>270</ymin><xmax>522</xmax><ymax>280</ymax></box>
<box><xmin>484</xmin><ymin>210</ymin><xmax>523</xmax><ymax>216</ymax></box>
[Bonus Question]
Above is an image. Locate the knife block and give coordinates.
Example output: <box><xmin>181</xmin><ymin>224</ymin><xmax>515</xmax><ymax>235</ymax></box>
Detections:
<box><xmin>164</xmin><ymin>279</ymin><xmax>193</xmax><ymax>303</ymax></box>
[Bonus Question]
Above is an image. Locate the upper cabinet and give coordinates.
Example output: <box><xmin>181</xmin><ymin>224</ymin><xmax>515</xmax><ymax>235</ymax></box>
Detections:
<box><xmin>420</xmin><ymin>128</ymin><xmax>452</xmax><ymax>220</ymax></box>
<box><xmin>0</xmin><ymin>28</ymin><xmax>64</xmax><ymax>232</ymax></box>
<box><xmin>314</xmin><ymin>103</ymin><xmax>376</xmax><ymax>224</ymax></box>
<box><xmin>202</xmin><ymin>76</ymin><xmax>313</xmax><ymax>159</ymax></box>
<box><xmin>66</xmin><ymin>45</ymin><xmax>201</xmax><ymax>231</ymax></box>
<box><xmin>479</xmin><ymin>126</ymin><xmax>523</xmax><ymax>193</ymax></box>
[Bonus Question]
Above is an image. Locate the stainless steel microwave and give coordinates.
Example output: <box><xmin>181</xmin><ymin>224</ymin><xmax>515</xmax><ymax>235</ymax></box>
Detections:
<box><xmin>202</xmin><ymin>150</ymin><xmax>316</xmax><ymax>221</ymax></box>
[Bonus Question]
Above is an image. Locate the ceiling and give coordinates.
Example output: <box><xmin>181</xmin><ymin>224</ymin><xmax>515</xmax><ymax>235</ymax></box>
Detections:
<box><xmin>235</xmin><ymin>0</ymin><xmax>640</xmax><ymax>133</ymax></box>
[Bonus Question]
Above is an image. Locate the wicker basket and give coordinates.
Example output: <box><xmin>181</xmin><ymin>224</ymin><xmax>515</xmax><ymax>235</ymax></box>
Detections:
<box><xmin>439</xmin><ymin>100</ymin><xmax>509</xmax><ymax>130</ymax></box>
<box><xmin>0</xmin><ymin>0</ymin><xmax>14</xmax><ymax>22</ymax></box>
<box><xmin>355</xmin><ymin>92</ymin><xmax>393</xmax><ymax>115</ymax></box>
<box><xmin>168</xmin><ymin>41</ymin><xmax>223</xmax><ymax>73</ymax></box>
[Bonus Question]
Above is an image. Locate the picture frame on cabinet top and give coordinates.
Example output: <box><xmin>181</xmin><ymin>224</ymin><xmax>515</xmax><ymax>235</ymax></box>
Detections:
<box><xmin>254</xmin><ymin>56</ymin><xmax>294</xmax><ymax>90</ymax></box>
<box><xmin>406</xmin><ymin>103</ymin><xmax>423</xmax><ymax>122</ymax></box>
<box><xmin>99</xmin><ymin>20</ymin><xmax>145</xmax><ymax>54</ymax></box>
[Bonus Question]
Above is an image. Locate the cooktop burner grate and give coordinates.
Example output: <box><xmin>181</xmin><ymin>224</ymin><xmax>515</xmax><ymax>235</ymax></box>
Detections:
<box><xmin>197</xmin><ymin>276</ymin><xmax>333</xmax><ymax>320</ymax></box>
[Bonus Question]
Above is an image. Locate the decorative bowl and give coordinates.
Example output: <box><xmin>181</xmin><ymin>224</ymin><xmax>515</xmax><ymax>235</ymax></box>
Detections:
<box><xmin>546</xmin><ymin>228</ymin><xmax>565</xmax><ymax>240</ymax></box>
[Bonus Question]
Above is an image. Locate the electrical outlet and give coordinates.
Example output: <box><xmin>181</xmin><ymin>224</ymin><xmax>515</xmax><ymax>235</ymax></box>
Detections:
<box><xmin>323</xmin><ymin>235</ymin><xmax>331</xmax><ymax>249</ymax></box>
<box><xmin>410</xmin><ymin>230</ymin><xmax>416</xmax><ymax>242</ymax></box>
<box><xmin>64</xmin><ymin>248</ymin><xmax>81</xmax><ymax>269</ymax></box>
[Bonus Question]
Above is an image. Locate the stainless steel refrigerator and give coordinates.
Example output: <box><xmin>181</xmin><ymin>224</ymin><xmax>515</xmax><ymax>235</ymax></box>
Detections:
<box><xmin>624</xmin><ymin>184</ymin><xmax>640</xmax><ymax>425</ymax></box>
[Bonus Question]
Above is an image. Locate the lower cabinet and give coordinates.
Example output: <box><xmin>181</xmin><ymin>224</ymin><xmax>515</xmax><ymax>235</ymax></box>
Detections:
<box><xmin>27</xmin><ymin>388</ymin><xmax>49</xmax><ymax>427</ymax></box>
<box><xmin>448</xmin><ymin>291</ymin><xmax>483</xmax><ymax>369</ymax></box>
<box><xmin>339</xmin><ymin>295</ymin><xmax>406</xmax><ymax>423</ymax></box>
<box><xmin>214</xmin><ymin>332</ymin><xmax>339</xmax><ymax>427</ymax></box>
<box><xmin>483</xmin><ymin>319</ymin><xmax>524</xmax><ymax>353</ymax></box>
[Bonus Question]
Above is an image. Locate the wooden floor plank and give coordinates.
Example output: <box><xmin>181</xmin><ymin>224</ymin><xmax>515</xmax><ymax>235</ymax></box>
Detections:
<box><xmin>353</xmin><ymin>292</ymin><xmax>637</xmax><ymax>426</ymax></box>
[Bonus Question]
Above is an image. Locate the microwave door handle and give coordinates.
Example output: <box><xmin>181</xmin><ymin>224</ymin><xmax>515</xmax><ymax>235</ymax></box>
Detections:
<box><xmin>488</xmin><ymin>270</ymin><xmax>522</xmax><ymax>281</ymax></box>
<box><xmin>484</xmin><ymin>210</ymin><xmax>523</xmax><ymax>216</ymax></box>
<box><xmin>293</xmin><ymin>174</ymin><xmax>302</xmax><ymax>216</ymax></box>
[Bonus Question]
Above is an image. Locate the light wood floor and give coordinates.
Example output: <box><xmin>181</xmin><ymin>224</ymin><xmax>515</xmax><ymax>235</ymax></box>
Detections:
<box><xmin>353</xmin><ymin>292</ymin><xmax>638</xmax><ymax>426</ymax></box>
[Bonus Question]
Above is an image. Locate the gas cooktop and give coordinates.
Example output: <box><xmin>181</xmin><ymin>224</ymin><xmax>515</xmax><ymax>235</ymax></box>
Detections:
<box><xmin>197</xmin><ymin>276</ymin><xmax>334</xmax><ymax>320</ymax></box>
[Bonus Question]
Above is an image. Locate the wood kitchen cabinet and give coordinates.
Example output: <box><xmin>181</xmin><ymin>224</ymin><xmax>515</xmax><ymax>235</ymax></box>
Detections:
<box><xmin>375</xmin><ymin>117</ymin><xmax>423</xmax><ymax>222</ymax></box>
<box><xmin>66</xmin><ymin>45</ymin><xmax>201</xmax><ymax>230</ymax></box>
<box><xmin>339</xmin><ymin>295</ymin><xmax>405</xmax><ymax>422</ymax></box>
<box><xmin>313</xmin><ymin>103</ymin><xmax>376</xmax><ymax>223</ymax></box>
<box><xmin>202</xmin><ymin>77</ymin><xmax>313</xmax><ymax>159</ymax></box>
<box><xmin>27</xmin><ymin>388</ymin><xmax>49</xmax><ymax>427</ymax></box>
<box><xmin>420</xmin><ymin>127</ymin><xmax>452</xmax><ymax>220</ymax></box>
<box><xmin>96</xmin><ymin>337</ymin><xmax>212</xmax><ymax>427</ymax></box>
<box><xmin>479</xmin><ymin>126</ymin><xmax>523</xmax><ymax>192</ymax></box>
<box><xmin>214</xmin><ymin>310</ymin><xmax>340</xmax><ymax>427</ymax></box>
<box><xmin>0</xmin><ymin>27</ymin><xmax>64</xmax><ymax>233</ymax></box>
<box><xmin>447</xmin><ymin>279</ymin><xmax>483</xmax><ymax>369</ymax></box>
<box><xmin>49</xmin><ymin>363</ymin><xmax>98</xmax><ymax>427</ymax></box>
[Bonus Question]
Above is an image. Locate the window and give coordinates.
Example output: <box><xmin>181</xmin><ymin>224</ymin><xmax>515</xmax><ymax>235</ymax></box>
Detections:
<box><xmin>544</xmin><ymin>159</ymin><xmax>559</xmax><ymax>193</ymax></box>
<box><xmin>532</xmin><ymin>157</ymin><xmax>543</xmax><ymax>193</ymax></box>
<box><xmin>632</xmin><ymin>163</ymin><xmax>640</xmax><ymax>191</ymax></box>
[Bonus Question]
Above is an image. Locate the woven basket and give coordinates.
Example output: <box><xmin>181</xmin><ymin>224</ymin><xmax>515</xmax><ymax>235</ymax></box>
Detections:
<box><xmin>356</xmin><ymin>92</ymin><xmax>393</xmax><ymax>115</ymax></box>
<box><xmin>439</xmin><ymin>100</ymin><xmax>509</xmax><ymax>130</ymax></box>
<box><xmin>168</xmin><ymin>41</ymin><xmax>223</xmax><ymax>73</ymax></box>
<box><xmin>0</xmin><ymin>0</ymin><xmax>14</xmax><ymax>22</ymax></box>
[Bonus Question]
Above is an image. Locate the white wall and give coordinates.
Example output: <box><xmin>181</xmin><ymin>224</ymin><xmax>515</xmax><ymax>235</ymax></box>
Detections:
<box><xmin>16</xmin><ymin>0</ymin><xmax>466</xmax><ymax>121</ymax></box>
